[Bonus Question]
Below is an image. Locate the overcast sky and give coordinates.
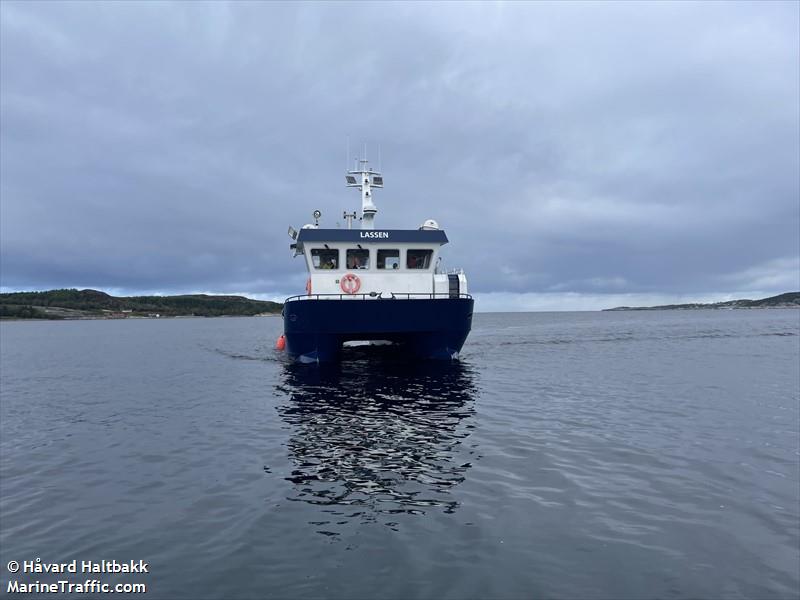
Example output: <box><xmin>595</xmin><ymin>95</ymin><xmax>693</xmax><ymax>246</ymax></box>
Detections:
<box><xmin>1</xmin><ymin>1</ymin><xmax>798</xmax><ymax>311</ymax></box>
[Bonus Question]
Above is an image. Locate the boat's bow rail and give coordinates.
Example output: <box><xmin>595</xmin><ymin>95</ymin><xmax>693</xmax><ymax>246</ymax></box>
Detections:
<box><xmin>284</xmin><ymin>292</ymin><xmax>473</xmax><ymax>303</ymax></box>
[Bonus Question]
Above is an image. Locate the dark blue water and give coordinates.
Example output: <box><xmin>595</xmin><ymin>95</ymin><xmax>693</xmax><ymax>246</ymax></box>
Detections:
<box><xmin>1</xmin><ymin>310</ymin><xmax>798</xmax><ymax>599</ymax></box>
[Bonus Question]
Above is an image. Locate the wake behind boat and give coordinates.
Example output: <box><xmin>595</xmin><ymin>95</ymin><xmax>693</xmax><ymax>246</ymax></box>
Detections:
<box><xmin>278</xmin><ymin>157</ymin><xmax>474</xmax><ymax>363</ymax></box>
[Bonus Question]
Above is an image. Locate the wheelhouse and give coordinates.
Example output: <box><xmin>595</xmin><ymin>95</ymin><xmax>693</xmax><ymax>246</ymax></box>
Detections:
<box><xmin>292</xmin><ymin>227</ymin><xmax>467</xmax><ymax>297</ymax></box>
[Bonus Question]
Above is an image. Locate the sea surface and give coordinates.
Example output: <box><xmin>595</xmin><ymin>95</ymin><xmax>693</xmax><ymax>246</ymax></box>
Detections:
<box><xmin>1</xmin><ymin>310</ymin><xmax>798</xmax><ymax>599</ymax></box>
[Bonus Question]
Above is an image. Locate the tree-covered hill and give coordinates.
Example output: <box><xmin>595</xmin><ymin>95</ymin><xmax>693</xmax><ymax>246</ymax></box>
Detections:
<box><xmin>604</xmin><ymin>292</ymin><xmax>800</xmax><ymax>311</ymax></box>
<box><xmin>0</xmin><ymin>289</ymin><xmax>282</xmax><ymax>319</ymax></box>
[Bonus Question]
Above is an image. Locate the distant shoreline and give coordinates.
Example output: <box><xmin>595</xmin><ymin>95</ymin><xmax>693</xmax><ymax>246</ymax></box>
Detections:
<box><xmin>2</xmin><ymin>288</ymin><xmax>798</xmax><ymax>319</ymax></box>
<box><xmin>0</xmin><ymin>313</ymin><xmax>282</xmax><ymax>322</ymax></box>
<box><xmin>603</xmin><ymin>292</ymin><xmax>799</xmax><ymax>312</ymax></box>
<box><xmin>0</xmin><ymin>289</ymin><xmax>283</xmax><ymax>321</ymax></box>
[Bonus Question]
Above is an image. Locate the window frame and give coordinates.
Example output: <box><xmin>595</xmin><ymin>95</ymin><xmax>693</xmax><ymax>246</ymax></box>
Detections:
<box><xmin>310</xmin><ymin>248</ymin><xmax>340</xmax><ymax>270</ymax></box>
<box><xmin>406</xmin><ymin>248</ymin><xmax>434</xmax><ymax>270</ymax></box>
<box><xmin>377</xmin><ymin>249</ymin><xmax>401</xmax><ymax>270</ymax></box>
<box><xmin>345</xmin><ymin>248</ymin><xmax>371</xmax><ymax>270</ymax></box>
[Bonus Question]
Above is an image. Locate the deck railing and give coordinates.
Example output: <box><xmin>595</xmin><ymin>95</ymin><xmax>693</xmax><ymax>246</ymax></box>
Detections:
<box><xmin>284</xmin><ymin>292</ymin><xmax>473</xmax><ymax>303</ymax></box>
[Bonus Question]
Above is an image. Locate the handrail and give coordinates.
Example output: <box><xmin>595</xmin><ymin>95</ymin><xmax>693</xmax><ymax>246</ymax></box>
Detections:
<box><xmin>434</xmin><ymin>266</ymin><xmax>464</xmax><ymax>275</ymax></box>
<box><xmin>284</xmin><ymin>292</ymin><xmax>473</xmax><ymax>303</ymax></box>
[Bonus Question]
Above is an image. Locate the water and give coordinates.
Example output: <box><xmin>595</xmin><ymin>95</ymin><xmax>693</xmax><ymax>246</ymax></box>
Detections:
<box><xmin>1</xmin><ymin>310</ymin><xmax>798</xmax><ymax>599</ymax></box>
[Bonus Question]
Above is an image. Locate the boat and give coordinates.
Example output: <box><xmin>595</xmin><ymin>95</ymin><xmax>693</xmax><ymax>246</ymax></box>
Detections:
<box><xmin>279</xmin><ymin>157</ymin><xmax>474</xmax><ymax>363</ymax></box>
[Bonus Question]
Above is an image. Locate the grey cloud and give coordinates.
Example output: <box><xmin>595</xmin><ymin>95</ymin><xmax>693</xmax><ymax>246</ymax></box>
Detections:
<box><xmin>1</xmin><ymin>1</ymin><xmax>797</xmax><ymax>306</ymax></box>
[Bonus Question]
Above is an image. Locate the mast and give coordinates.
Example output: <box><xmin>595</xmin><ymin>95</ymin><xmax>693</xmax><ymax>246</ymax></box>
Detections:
<box><xmin>345</xmin><ymin>157</ymin><xmax>383</xmax><ymax>230</ymax></box>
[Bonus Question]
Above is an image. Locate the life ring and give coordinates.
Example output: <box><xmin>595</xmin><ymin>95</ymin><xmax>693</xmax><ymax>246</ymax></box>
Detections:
<box><xmin>305</xmin><ymin>277</ymin><xmax>311</xmax><ymax>295</ymax></box>
<box><xmin>340</xmin><ymin>273</ymin><xmax>361</xmax><ymax>294</ymax></box>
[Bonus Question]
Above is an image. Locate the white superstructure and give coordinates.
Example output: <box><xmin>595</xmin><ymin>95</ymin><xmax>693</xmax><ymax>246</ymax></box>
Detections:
<box><xmin>289</xmin><ymin>159</ymin><xmax>468</xmax><ymax>299</ymax></box>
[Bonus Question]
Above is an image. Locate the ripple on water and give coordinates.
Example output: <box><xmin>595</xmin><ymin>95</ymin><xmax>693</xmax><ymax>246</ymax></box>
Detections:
<box><xmin>275</xmin><ymin>350</ymin><xmax>478</xmax><ymax>526</ymax></box>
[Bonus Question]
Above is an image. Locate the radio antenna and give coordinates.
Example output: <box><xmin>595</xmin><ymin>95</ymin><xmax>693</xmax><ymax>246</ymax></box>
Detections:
<box><xmin>344</xmin><ymin>141</ymin><xmax>383</xmax><ymax>230</ymax></box>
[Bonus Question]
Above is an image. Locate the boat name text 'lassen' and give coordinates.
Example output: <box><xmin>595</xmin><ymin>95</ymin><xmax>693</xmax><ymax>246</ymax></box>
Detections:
<box><xmin>359</xmin><ymin>231</ymin><xmax>389</xmax><ymax>238</ymax></box>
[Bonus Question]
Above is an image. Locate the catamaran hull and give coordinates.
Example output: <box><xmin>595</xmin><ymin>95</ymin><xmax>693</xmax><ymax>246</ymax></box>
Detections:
<box><xmin>282</xmin><ymin>298</ymin><xmax>474</xmax><ymax>362</ymax></box>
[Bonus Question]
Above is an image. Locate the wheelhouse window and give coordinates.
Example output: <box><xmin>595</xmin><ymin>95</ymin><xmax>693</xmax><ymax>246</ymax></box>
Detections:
<box><xmin>377</xmin><ymin>249</ymin><xmax>400</xmax><ymax>270</ymax></box>
<box><xmin>406</xmin><ymin>249</ymin><xmax>433</xmax><ymax>269</ymax></box>
<box><xmin>346</xmin><ymin>249</ymin><xmax>370</xmax><ymax>270</ymax></box>
<box><xmin>311</xmin><ymin>248</ymin><xmax>339</xmax><ymax>270</ymax></box>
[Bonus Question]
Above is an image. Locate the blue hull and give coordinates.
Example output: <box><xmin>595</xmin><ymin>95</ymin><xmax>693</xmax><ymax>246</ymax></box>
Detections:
<box><xmin>282</xmin><ymin>298</ymin><xmax>474</xmax><ymax>362</ymax></box>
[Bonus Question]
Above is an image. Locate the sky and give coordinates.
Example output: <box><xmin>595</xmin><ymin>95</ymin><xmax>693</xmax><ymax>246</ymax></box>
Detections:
<box><xmin>1</xmin><ymin>1</ymin><xmax>798</xmax><ymax>311</ymax></box>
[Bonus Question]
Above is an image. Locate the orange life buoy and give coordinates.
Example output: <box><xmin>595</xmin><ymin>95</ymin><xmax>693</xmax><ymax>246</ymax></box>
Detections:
<box><xmin>340</xmin><ymin>273</ymin><xmax>361</xmax><ymax>294</ymax></box>
<box><xmin>275</xmin><ymin>334</ymin><xmax>286</xmax><ymax>351</ymax></box>
<box><xmin>305</xmin><ymin>277</ymin><xmax>311</xmax><ymax>295</ymax></box>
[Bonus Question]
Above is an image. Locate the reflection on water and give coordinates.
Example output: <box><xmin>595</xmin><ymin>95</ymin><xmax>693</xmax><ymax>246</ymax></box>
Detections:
<box><xmin>276</xmin><ymin>348</ymin><xmax>477</xmax><ymax>528</ymax></box>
